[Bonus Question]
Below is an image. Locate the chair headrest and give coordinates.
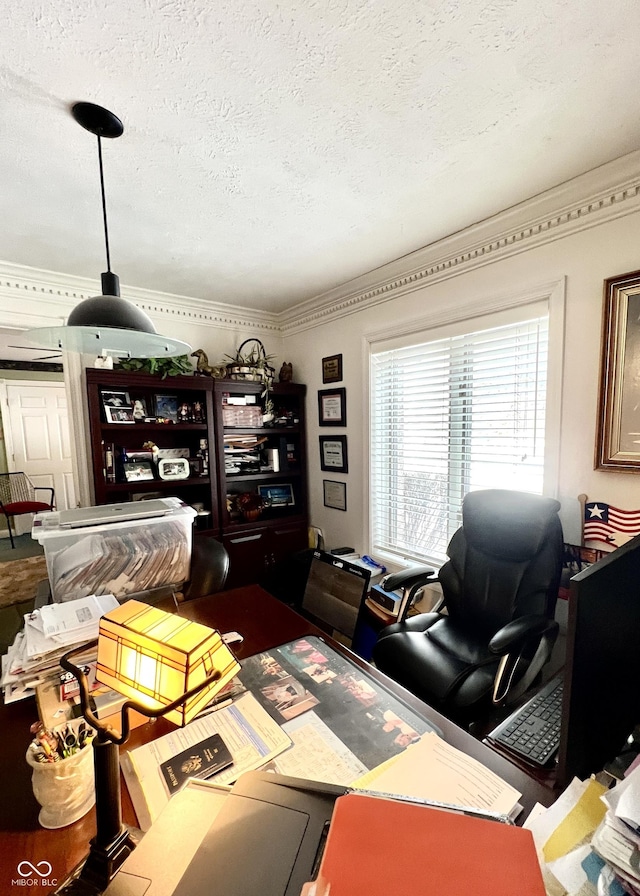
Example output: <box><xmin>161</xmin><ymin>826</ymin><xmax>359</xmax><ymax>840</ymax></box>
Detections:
<box><xmin>461</xmin><ymin>489</ymin><xmax>561</xmax><ymax>562</ymax></box>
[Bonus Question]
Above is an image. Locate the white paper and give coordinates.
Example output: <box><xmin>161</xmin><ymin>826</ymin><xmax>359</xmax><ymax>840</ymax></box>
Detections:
<box><xmin>121</xmin><ymin>692</ymin><xmax>292</xmax><ymax>830</ymax></box>
<box><xmin>40</xmin><ymin>593</ymin><xmax>118</xmax><ymax>638</ymax></box>
<box><xmin>271</xmin><ymin>711</ymin><xmax>368</xmax><ymax>783</ymax></box>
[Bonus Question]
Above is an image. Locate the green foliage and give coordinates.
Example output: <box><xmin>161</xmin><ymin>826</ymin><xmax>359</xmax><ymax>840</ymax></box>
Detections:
<box><xmin>114</xmin><ymin>354</ymin><xmax>194</xmax><ymax>379</ymax></box>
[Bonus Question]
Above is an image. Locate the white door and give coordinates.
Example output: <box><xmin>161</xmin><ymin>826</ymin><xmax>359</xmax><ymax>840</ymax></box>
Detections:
<box><xmin>2</xmin><ymin>381</ymin><xmax>75</xmax><ymax>536</ymax></box>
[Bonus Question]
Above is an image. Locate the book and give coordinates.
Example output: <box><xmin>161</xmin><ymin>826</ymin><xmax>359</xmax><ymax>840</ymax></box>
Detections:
<box><xmin>301</xmin><ymin>792</ymin><xmax>546</xmax><ymax>896</ymax></box>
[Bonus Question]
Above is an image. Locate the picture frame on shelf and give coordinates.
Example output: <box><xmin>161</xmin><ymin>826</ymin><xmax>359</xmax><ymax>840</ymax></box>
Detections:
<box><xmin>323</xmin><ymin>479</ymin><xmax>347</xmax><ymax>511</ymax></box>
<box><xmin>318</xmin><ymin>387</ymin><xmax>346</xmax><ymax>426</ymax></box>
<box><xmin>257</xmin><ymin>483</ymin><xmax>295</xmax><ymax>507</ymax></box>
<box><xmin>101</xmin><ymin>390</ymin><xmax>133</xmax><ymax>423</ymax></box>
<box><xmin>319</xmin><ymin>435</ymin><xmax>348</xmax><ymax>473</ymax></box>
<box><xmin>154</xmin><ymin>394</ymin><xmax>178</xmax><ymax>423</ymax></box>
<box><xmin>158</xmin><ymin>458</ymin><xmax>191</xmax><ymax>480</ymax></box>
<box><xmin>596</xmin><ymin>268</ymin><xmax>640</xmax><ymax>470</ymax></box>
<box><xmin>123</xmin><ymin>461</ymin><xmax>155</xmax><ymax>482</ymax></box>
<box><xmin>322</xmin><ymin>353</ymin><xmax>343</xmax><ymax>384</ymax></box>
<box><xmin>104</xmin><ymin>405</ymin><xmax>135</xmax><ymax>424</ymax></box>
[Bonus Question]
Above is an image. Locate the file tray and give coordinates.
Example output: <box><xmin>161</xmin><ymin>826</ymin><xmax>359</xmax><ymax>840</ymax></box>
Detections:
<box><xmin>32</xmin><ymin>497</ymin><xmax>196</xmax><ymax>603</ymax></box>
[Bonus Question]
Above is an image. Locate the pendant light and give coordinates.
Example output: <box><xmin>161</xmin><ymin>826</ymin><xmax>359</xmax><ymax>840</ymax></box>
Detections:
<box><xmin>26</xmin><ymin>102</ymin><xmax>192</xmax><ymax>359</ymax></box>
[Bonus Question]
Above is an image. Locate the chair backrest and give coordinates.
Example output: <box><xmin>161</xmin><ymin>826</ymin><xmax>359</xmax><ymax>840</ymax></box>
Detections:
<box><xmin>181</xmin><ymin>535</ymin><xmax>230</xmax><ymax>601</ymax></box>
<box><xmin>0</xmin><ymin>472</ymin><xmax>36</xmax><ymax>504</ymax></box>
<box><xmin>438</xmin><ymin>489</ymin><xmax>563</xmax><ymax>635</ymax></box>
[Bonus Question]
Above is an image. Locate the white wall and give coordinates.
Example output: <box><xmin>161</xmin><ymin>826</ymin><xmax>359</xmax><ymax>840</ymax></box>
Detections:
<box><xmin>282</xmin><ymin>153</ymin><xmax>640</xmax><ymax>557</ymax></box>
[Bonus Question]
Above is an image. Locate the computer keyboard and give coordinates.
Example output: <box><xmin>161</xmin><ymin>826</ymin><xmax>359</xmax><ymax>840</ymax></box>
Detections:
<box><xmin>487</xmin><ymin>676</ymin><xmax>563</xmax><ymax>767</ymax></box>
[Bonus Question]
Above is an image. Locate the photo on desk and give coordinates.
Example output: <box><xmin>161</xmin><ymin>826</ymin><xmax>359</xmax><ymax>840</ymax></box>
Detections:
<box><xmin>237</xmin><ymin>636</ymin><xmax>439</xmax><ymax>773</ymax></box>
<box><xmin>260</xmin><ymin>673</ymin><xmax>319</xmax><ymax>721</ymax></box>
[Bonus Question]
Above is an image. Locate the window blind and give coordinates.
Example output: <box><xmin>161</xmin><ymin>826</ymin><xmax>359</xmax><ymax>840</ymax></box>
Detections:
<box><xmin>370</xmin><ymin>314</ymin><xmax>549</xmax><ymax>566</ymax></box>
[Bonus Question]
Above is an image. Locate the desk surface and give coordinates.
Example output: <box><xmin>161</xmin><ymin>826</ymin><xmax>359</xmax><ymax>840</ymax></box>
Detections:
<box><xmin>0</xmin><ymin>586</ymin><xmax>554</xmax><ymax>894</ymax></box>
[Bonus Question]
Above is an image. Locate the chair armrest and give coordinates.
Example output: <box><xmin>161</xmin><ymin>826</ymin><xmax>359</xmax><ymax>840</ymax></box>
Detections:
<box><xmin>488</xmin><ymin>614</ymin><xmax>558</xmax><ymax>655</ymax></box>
<box><xmin>33</xmin><ymin>486</ymin><xmax>55</xmax><ymax>507</ymax></box>
<box><xmin>380</xmin><ymin>566</ymin><xmax>436</xmax><ymax>593</ymax></box>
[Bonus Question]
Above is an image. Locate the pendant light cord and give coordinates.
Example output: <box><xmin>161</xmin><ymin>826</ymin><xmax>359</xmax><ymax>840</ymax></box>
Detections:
<box><xmin>97</xmin><ymin>134</ymin><xmax>112</xmax><ymax>273</ymax></box>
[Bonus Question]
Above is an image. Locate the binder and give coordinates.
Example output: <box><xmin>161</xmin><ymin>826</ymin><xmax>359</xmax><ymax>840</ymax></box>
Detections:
<box><xmin>301</xmin><ymin>791</ymin><xmax>546</xmax><ymax>896</ymax></box>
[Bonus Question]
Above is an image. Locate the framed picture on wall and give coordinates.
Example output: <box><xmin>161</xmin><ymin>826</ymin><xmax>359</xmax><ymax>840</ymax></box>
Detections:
<box><xmin>318</xmin><ymin>388</ymin><xmax>346</xmax><ymax>426</ymax></box>
<box><xmin>322</xmin><ymin>354</ymin><xmax>343</xmax><ymax>384</ymax></box>
<box><xmin>596</xmin><ymin>269</ymin><xmax>640</xmax><ymax>470</ymax></box>
<box><xmin>319</xmin><ymin>435</ymin><xmax>348</xmax><ymax>473</ymax></box>
<box><xmin>323</xmin><ymin>479</ymin><xmax>347</xmax><ymax>511</ymax></box>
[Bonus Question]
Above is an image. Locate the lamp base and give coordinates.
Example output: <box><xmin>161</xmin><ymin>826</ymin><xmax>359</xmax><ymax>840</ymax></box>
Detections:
<box><xmin>53</xmin><ymin>825</ymin><xmax>141</xmax><ymax>895</ymax></box>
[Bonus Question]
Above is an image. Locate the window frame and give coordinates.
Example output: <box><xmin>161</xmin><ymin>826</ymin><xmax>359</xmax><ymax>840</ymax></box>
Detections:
<box><xmin>364</xmin><ymin>279</ymin><xmax>565</xmax><ymax>568</ymax></box>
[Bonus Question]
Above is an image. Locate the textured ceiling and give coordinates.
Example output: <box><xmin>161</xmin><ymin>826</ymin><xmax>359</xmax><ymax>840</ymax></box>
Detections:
<box><xmin>2</xmin><ymin>0</ymin><xmax>640</xmax><ymax>316</ymax></box>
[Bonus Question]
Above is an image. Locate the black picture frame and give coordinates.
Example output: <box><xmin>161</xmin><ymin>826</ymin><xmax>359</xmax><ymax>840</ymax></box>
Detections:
<box><xmin>258</xmin><ymin>483</ymin><xmax>295</xmax><ymax>506</ymax></box>
<box><xmin>101</xmin><ymin>390</ymin><xmax>132</xmax><ymax>423</ymax></box>
<box><xmin>318</xmin><ymin>388</ymin><xmax>346</xmax><ymax>427</ymax></box>
<box><xmin>319</xmin><ymin>435</ymin><xmax>348</xmax><ymax>473</ymax></box>
<box><xmin>154</xmin><ymin>394</ymin><xmax>178</xmax><ymax>423</ymax></box>
<box><xmin>123</xmin><ymin>461</ymin><xmax>155</xmax><ymax>482</ymax></box>
<box><xmin>322</xmin><ymin>354</ymin><xmax>343</xmax><ymax>384</ymax></box>
<box><xmin>323</xmin><ymin>479</ymin><xmax>347</xmax><ymax>511</ymax></box>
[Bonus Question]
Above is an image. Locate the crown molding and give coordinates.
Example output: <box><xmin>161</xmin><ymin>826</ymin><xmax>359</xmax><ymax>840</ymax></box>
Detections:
<box><xmin>280</xmin><ymin>150</ymin><xmax>640</xmax><ymax>334</ymax></box>
<box><xmin>0</xmin><ymin>262</ymin><xmax>280</xmax><ymax>335</ymax></box>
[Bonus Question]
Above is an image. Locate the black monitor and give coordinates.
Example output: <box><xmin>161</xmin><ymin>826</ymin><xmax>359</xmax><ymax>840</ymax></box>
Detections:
<box><xmin>557</xmin><ymin>533</ymin><xmax>640</xmax><ymax>785</ymax></box>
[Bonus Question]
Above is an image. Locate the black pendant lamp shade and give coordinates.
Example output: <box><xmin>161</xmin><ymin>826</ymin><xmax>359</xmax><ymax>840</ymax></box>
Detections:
<box><xmin>26</xmin><ymin>102</ymin><xmax>191</xmax><ymax>359</ymax></box>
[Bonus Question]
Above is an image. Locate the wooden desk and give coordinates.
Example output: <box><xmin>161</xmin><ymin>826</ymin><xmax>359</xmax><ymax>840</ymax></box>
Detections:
<box><xmin>0</xmin><ymin>585</ymin><xmax>553</xmax><ymax>894</ymax></box>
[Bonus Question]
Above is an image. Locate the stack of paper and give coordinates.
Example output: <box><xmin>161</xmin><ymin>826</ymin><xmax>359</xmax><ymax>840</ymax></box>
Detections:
<box><xmin>50</xmin><ymin>523</ymin><xmax>190</xmax><ymax>602</ymax></box>
<box><xmin>525</xmin><ymin>765</ymin><xmax>640</xmax><ymax>896</ymax></box>
<box><xmin>352</xmin><ymin>731</ymin><xmax>523</xmax><ymax>819</ymax></box>
<box><xmin>1</xmin><ymin>594</ymin><xmax>118</xmax><ymax>704</ymax></box>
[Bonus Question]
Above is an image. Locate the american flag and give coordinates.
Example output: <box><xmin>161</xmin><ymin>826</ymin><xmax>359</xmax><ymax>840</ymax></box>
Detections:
<box><xmin>583</xmin><ymin>501</ymin><xmax>640</xmax><ymax>547</ymax></box>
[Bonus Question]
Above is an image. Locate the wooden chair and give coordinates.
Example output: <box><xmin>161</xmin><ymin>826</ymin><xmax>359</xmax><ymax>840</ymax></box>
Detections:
<box><xmin>0</xmin><ymin>472</ymin><xmax>55</xmax><ymax>549</ymax></box>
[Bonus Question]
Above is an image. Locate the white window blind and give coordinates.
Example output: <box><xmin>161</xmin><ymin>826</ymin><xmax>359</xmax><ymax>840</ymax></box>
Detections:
<box><xmin>370</xmin><ymin>314</ymin><xmax>549</xmax><ymax>566</ymax></box>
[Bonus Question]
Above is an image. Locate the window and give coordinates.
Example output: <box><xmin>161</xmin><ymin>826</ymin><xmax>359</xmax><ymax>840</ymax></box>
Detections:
<box><xmin>370</xmin><ymin>312</ymin><xmax>549</xmax><ymax>566</ymax></box>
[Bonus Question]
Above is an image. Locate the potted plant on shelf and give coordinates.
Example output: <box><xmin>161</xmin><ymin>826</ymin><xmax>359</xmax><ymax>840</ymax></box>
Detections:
<box><xmin>224</xmin><ymin>339</ymin><xmax>276</xmax><ymax>391</ymax></box>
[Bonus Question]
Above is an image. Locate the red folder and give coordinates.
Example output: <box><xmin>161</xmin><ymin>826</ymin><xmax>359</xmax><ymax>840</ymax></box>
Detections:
<box><xmin>301</xmin><ymin>792</ymin><xmax>545</xmax><ymax>896</ymax></box>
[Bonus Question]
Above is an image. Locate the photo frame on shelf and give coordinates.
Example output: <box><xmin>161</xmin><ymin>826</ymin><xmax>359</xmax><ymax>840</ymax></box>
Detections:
<box><xmin>123</xmin><ymin>461</ymin><xmax>155</xmax><ymax>482</ymax></box>
<box><xmin>319</xmin><ymin>435</ymin><xmax>348</xmax><ymax>473</ymax></box>
<box><xmin>104</xmin><ymin>405</ymin><xmax>135</xmax><ymax>424</ymax></box>
<box><xmin>158</xmin><ymin>458</ymin><xmax>191</xmax><ymax>480</ymax></box>
<box><xmin>257</xmin><ymin>483</ymin><xmax>295</xmax><ymax>507</ymax></box>
<box><xmin>323</xmin><ymin>479</ymin><xmax>347</xmax><ymax>511</ymax></box>
<box><xmin>154</xmin><ymin>394</ymin><xmax>178</xmax><ymax>423</ymax></box>
<box><xmin>322</xmin><ymin>353</ymin><xmax>343</xmax><ymax>384</ymax></box>
<box><xmin>101</xmin><ymin>390</ymin><xmax>133</xmax><ymax>423</ymax></box>
<box><xmin>318</xmin><ymin>387</ymin><xmax>346</xmax><ymax>426</ymax></box>
<box><xmin>596</xmin><ymin>268</ymin><xmax>640</xmax><ymax>470</ymax></box>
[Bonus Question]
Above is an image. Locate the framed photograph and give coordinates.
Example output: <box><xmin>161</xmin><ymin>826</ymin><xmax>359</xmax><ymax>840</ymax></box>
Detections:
<box><xmin>318</xmin><ymin>388</ymin><xmax>346</xmax><ymax>427</ymax></box>
<box><xmin>322</xmin><ymin>354</ymin><xmax>343</xmax><ymax>384</ymax></box>
<box><xmin>101</xmin><ymin>390</ymin><xmax>132</xmax><ymax>422</ymax></box>
<box><xmin>319</xmin><ymin>435</ymin><xmax>348</xmax><ymax>473</ymax></box>
<box><xmin>123</xmin><ymin>461</ymin><xmax>155</xmax><ymax>482</ymax></box>
<box><xmin>596</xmin><ymin>269</ymin><xmax>640</xmax><ymax>470</ymax></box>
<box><xmin>158</xmin><ymin>457</ymin><xmax>191</xmax><ymax>480</ymax></box>
<box><xmin>104</xmin><ymin>405</ymin><xmax>135</xmax><ymax>424</ymax></box>
<box><xmin>323</xmin><ymin>479</ymin><xmax>347</xmax><ymax>511</ymax></box>
<box><xmin>257</xmin><ymin>483</ymin><xmax>295</xmax><ymax>507</ymax></box>
<box><xmin>154</xmin><ymin>394</ymin><xmax>178</xmax><ymax>423</ymax></box>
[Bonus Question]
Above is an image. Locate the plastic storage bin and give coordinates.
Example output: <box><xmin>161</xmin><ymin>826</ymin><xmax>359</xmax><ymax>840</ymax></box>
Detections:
<box><xmin>32</xmin><ymin>497</ymin><xmax>196</xmax><ymax>603</ymax></box>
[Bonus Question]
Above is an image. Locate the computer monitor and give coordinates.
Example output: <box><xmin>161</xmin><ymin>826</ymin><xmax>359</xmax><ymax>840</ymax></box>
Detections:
<box><xmin>301</xmin><ymin>550</ymin><xmax>371</xmax><ymax>639</ymax></box>
<box><xmin>557</xmin><ymin>533</ymin><xmax>640</xmax><ymax>785</ymax></box>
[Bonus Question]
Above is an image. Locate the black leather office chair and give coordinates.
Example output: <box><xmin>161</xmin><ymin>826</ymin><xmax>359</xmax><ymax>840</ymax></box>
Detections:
<box><xmin>181</xmin><ymin>535</ymin><xmax>230</xmax><ymax>601</ymax></box>
<box><xmin>372</xmin><ymin>489</ymin><xmax>563</xmax><ymax>726</ymax></box>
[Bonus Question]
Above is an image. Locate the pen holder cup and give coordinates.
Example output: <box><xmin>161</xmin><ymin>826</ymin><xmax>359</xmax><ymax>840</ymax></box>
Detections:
<box><xmin>26</xmin><ymin>743</ymin><xmax>95</xmax><ymax>829</ymax></box>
